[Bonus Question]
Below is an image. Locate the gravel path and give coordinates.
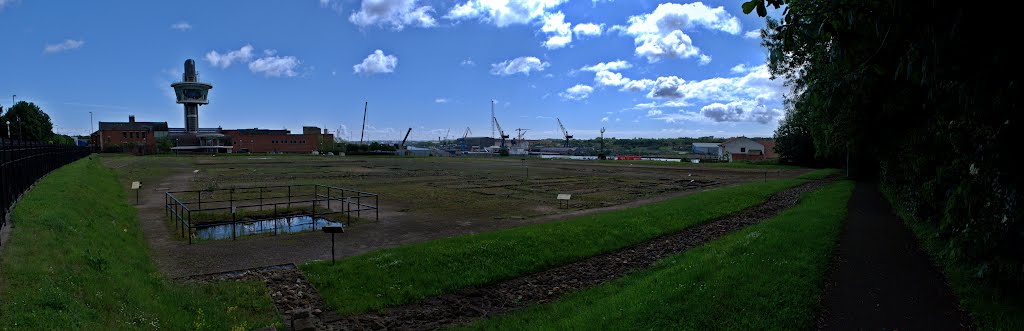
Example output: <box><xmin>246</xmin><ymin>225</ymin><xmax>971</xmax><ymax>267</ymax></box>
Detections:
<box><xmin>817</xmin><ymin>182</ymin><xmax>972</xmax><ymax>330</ymax></box>
<box><xmin>318</xmin><ymin>180</ymin><xmax>828</xmax><ymax>330</ymax></box>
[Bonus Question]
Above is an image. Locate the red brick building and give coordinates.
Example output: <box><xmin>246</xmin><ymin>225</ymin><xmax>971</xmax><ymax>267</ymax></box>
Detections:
<box><xmin>91</xmin><ymin>115</ymin><xmax>168</xmax><ymax>153</ymax></box>
<box><xmin>222</xmin><ymin>126</ymin><xmax>334</xmax><ymax>154</ymax></box>
<box><xmin>92</xmin><ymin>116</ymin><xmax>334</xmax><ymax>154</ymax></box>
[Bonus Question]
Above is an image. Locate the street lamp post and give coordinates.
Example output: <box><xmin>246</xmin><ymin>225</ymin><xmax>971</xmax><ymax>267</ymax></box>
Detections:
<box><xmin>89</xmin><ymin>111</ymin><xmax>94</xmax><ymax>133</ymax></box>
<box><xmin>5</xmin><ymin>121</ymin><xmax>10</xmax><ymax>139</ymax></box>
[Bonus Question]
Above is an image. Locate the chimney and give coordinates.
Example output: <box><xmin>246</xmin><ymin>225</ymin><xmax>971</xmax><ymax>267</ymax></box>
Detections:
<box><xmin>129</xmin><ymin>115</ymin><xmax>136</xmax><ymax>123</ymax></box>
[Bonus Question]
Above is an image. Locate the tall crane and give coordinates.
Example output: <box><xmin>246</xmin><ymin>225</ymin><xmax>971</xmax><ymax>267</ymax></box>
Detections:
<box><xmin>400</xmin><ymin>127</ymin><xmax>412</xmax><ymax>149</ymax></box>
<box><xmin>557</xmin><ymin>118</ymin><xmax>573</xmax><ymax>148</ymax></box>
<box><xmin>461</xmin><ymin>127</ymin><xmax>472</xmax><ymax>150</ymax></box>
<box><xmin>492</xmin><ymin>116</ymin><xmax>510</xmax><ymax>148</ymax></box>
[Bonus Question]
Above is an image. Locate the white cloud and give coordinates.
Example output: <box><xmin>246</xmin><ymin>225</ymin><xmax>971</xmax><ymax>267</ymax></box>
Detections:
<box><xmin>698</xmin><ymin>54</ymin><xmax>711</xmax><ymax>65</ymax></box>
<box><xmin>353</xmin><ymin>49</ymin><xmax>398</xmax><ymax>74</ymax></box>
<box><xmin>647</xmin><ymin>109</ymin><xmax>663</xmax><ymax>116</ymax></box>
<box><xmin>580</xmin><ymin>60</ymin><xmax>631</xmax><ymax>72</ymax></box>
<box><xmin>490</xmin><ymin>56</ymin><xmax>550</xmax><ymax>76</ymax></box>
<box><xmin>205</xmin><ymin>45</ymin><xmax>254</xmax><ymax>68</ymax></box>
<box><xmin>445</xmin><ymin>0</ymin><xmax>568</xmax><ymax>27</ymax></box>
<box><xmin>560</xmin><ymin>84</ymin><xmax>593</xmax><ymax>100</ymax></box>
<box><xmin>320</xmin><ymin>0</ymin><xmax>343</xmax><ymax>13</ymax></box>
<box><xmin>460</xmin><ymin>58</ymin><xmax>476</xmax><ymax>66</ymax></box>
<box><xmin>623</xmin><ymin>2</ymin><xmax>741</xmax><ymax>63</ymax></box>
<box><xmin>601</xmin><ymin>117</ymin><xmax>609</xmax><ymax>122</ymax></box>
<box><xmin>573</xmin><ymin>23</ymin><xmax>603</xmax><ymax>37</ymax></box>
<box><xmin>435</xmin><ymin>98</ymin><xmax>449</xmax><ymax>103</ymax></box>
<box><xmin>170</xmin><ymin>21</ymin><xmax>192</xmax><ymax>31</ymax></box>
<box><xmin>744</xmin><ymin>29</ymin><xmax>760</xmax><ymax>39</ymax></box>
<box><xmin>637</xmin><ymin>65</ymin><xmax>785</xmax><ymax>104</ymax></box>
<box><xmin>540</xmin><ymin>11</ymin><xmax>572</xmax><ymax>49</ymax></box>
<box><xmin>349</xmin><ymin>0</ymin><xmax>436</xmax><ymax>30</ymax></box>
<box><xmin>43</xmin><ymin>39</ymin><xmax>84</xmax><ymax>54</ymax></box>
<box><xmin>0</xmin><ymin>0</ymin><xmax>17</xmax><ymax>11</ymax></box>
<box><xmin>700</xmin><ymin>100</ymin><xmax>783</xmax><ymax>124</ymax></box>
<box><xmin>594</xmin><ymin>70</ymin><xmax>630</xmax><ymax>86</ymax></box>
<box><xmin>621</xmin><ymin>78</ymin><xmax>655</xmax><ymax>92</ymax></box>
<box><xmin>248</xmin><ymin>55</ymin><xmax>300</xmax><ymax>77</ymax></box>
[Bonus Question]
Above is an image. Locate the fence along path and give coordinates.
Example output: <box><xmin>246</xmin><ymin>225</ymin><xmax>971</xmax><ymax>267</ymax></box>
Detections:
<box><xmin>0</xmin><ymin>138</ymin><xmax>92</xmax><ymax>245</ymax></box>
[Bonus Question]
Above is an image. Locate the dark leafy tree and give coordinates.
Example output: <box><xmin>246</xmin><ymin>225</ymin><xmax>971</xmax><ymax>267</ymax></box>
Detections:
<box><xmin>2</xmin><ymin>101</ymin><xmax>54</xmax><ymax>141</ymax></box>
<box><xmin>744</xmin><ymin>0</ymin><xmax>1022</xmax><ymax>289</ymax></box>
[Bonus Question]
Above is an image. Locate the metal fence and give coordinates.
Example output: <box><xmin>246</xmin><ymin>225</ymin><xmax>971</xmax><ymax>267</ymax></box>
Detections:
<box><xmin>1</xmin><ymin>138</ymin><xmax>92</xmax><ymax>245</ymax></box>
<box><xmin>165</xmin><ymin>184</ymin><xmax>378</xmax><ymax>244</ymax></box>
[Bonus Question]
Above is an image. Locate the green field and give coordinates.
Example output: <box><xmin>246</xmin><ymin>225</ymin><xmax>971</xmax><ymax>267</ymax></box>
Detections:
<box><xmin>0</xmin><ymin>156</ymin><xmax>279</xmax><ymax>330</ymax></box>
<box><xmin>301</xmin><ymin>178</ymin><xmax>805</xmax><ymax>315</ymax></box>
<box><xmin>468</xmin><ymin>180</ymin><xmax>854</xmax><ymax>330</ymax></box>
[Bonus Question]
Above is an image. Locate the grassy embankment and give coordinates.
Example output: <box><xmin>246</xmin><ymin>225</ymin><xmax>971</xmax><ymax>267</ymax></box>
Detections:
<box><xmin>0</xmin><ymin>156</ymin><xmax>279</xmax><ymax>330</ymax></box>
<box><xmin>884</xmin><ymin>191</ymin><xmax>1024</xmax><ymax>330</ymax></box>
<box><xmin>468</xmin><ymin>180</ymin><xmax>854</xmax><ymax>330</ymax></box>
<box><xmin>302</xmin><ymin>178</ymin><xmax>806</xmax><ymax>315</ymax></box>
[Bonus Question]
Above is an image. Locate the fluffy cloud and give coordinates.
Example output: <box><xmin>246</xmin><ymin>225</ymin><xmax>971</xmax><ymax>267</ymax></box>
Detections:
<box><xmin>744</xmin><ymin>29</ymin><xmax>760</xmax><ymax>39</ymax></box>
<box><xmin>460</xmin><ymin>59</ymin><xmax>475</xmax><ymax>66</ymax></box>
<box><xmin>579</xmin><ymin>60</ymin><xmax>631</xmax><ymax>72</ymax></box>
<box><xmin>320</xmin><ymin>0</ymin><xmax>343</xmax><ymax>12</ymax></box>
<box><xmin>205</xmin><ymin>45</ymin><xmax>254</xmax><ymax>68</ymax></box>
<box><xmin>560</xmin><ymin>84</ymin><xmax>594</xmax><ymax>100</ymax></box>
<box><xmin>640</xmin><ymin>65</ymin><xmax>784</xmax><ymax>103</ymax></box>
<box><xmin>435</xmin><ymin>98</ymin><xmax>449</xmax><ymax>103</ymax></box>
<box><xmin>730</xmin><ymin>63</ymin><xmax>748</xmax><ymax>73</ymax></box>
<box><xmin>349</xmin><ymin>0</ymin><xmax>436</xmax><ymax>30</ymax></box>
<box><xmin>446</xmin><ymin>0</ymin><xmax>567</xmax><ymax>27</ymax></box>
<box><xmin>170</xmin><ymin>21</ymin><xmax>192</xmax><ymax>31</ymax></box>
<box><xmin>700</xmin><ymin>99</ymin><xmax>783</xmax><ymax>124</ymax></box>
<box><xmin>623</xmin><ymin>2</ymin><xmax>741</xmax><ymax>63</ymax></box>
<box><xmin>540</xmin><ymin>12</ymin><xmax>572</xmax><ymax>49</ymax></box>
<box><xmin>248</xmin><ymin>56</ymin><xmax>300</xmax><ymax>77</ymax></box>
<box><xmin>621</xmin><ymin>78</ymin><xmax>655</xmax><ymax>92</ymax></box>
<box><xmin>490</xmin><ymin>56</ymin><xmax>549</xmax><ymax>76</ymax></box>
<box><xmin>647</xmin><ymin>109</ymin><xmax>663</xmax><ymax>116</ymax></box>
<box><xmin>698</xmin><ymin>54</ymin><xmax>711</xmax><ymax>65</ymax></box>
<box><xmin>43</xmin><ymin>39</ymin><xmax>84</xmax><ymax>54</ymax></box>
<box><xmin>353</xmin><ymin>49</ymin><xmax>398</xmax><ymax>74</ymax></box>
<box><xmin>594</xmin><ymin>70</ymin><xmax>630</xmax><ymax>86</ymax></box>
<box><xmin>573</xmin><ymin>23</ymin><xmax>602</xmax><ymax>37</ymax></box>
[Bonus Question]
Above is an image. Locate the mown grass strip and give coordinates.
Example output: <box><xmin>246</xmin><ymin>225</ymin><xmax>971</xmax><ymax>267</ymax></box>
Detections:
<box><xmin>301</xmin><ymin>179</ymin><xmax>804</xmax><ymax>315</ymax></box>
<box><xmin>798</xmin><ymin>168</ymin><xmax>840</xmax><ymax>180</ymax></box>
<box><xmin>884</xmin><ymin>191</ymin><xmax>1024</xmax><ymax>330</ymax></box>
<box><xmin>467</xmin><ymin>180</ymin><xmax>854</xmax><ymax>330</ymax></box>
<box><xmin>0</xmin><ymin>156</ymin><xmax>280</xmax><ymax>330</ymax></box>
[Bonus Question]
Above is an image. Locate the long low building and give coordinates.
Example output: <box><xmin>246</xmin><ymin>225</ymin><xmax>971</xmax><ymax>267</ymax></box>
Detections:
<box><xmin>92</xmin><ymin>115</ymin><xmax>333</xmax><ymax>154</ymax></box>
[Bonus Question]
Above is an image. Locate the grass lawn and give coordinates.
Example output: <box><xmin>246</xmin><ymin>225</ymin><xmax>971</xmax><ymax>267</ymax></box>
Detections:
<box><xmin>301</xmin><ymin>178</ymin><xmax>805</xmax><ymax>315</ymax></box>
<box><xmin>797</xmin><ymin>168</ymin><xmax>840</xmax><ymax>180</ymax></box>
<box><xmin>467</xmin><ymin>180</ymin><xmax>854</xmax><ymax>330</ymax></box>
<box><xmin>885</xmin><ymin>192</ymin><xmax>1024</xmax><ymax>330</ymax></box>
<box><xmin>0</xmin><ymin>156</ymin><xmax>280</xmax><ymax>330</ymax></box>
<box><xmin>593</xmin><ymin>159</ymin><xmax>802</xmax><ymax>169</ymax></box>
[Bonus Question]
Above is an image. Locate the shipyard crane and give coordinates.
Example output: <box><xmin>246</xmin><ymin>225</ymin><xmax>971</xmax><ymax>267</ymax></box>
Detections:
<box><xmin>400</xmin><ymin>127</ymin><xmax>412</xmax><ymax>149</ymax></box>
<box><xmin>557</xmin><ymin>118</ymin><xmax>573</xmax><ymax>148</ymax></box>
<box><xmin>492</xmin><ymin>116</ymin><xmax>510</xmax><ymax>148</ymax></box>
<box><xmin>514</xmin><ymin>128</ymin><xmax>529</xmax><ymax>148</ymax></box>
<box><xmin>461</xmin><ymin>127</ymin><xmax>472</xmax><ymax>150</ymax></box>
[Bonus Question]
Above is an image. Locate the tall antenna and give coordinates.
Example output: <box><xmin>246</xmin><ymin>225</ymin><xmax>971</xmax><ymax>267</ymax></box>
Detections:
<box><xmin>490</xmin><ymin>99</ymin><xmax>496</xmax><ymax>139</ymax></box>
<box><xmin>360</xmin><ymin>101</ymin><xmax>368</xmax><ymax>144</ymax></box>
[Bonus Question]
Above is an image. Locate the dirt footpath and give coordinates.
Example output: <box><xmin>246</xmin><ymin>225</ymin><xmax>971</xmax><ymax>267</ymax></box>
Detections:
<box><xmin>818</xmin><ymin>182</ymin><xmax>972</xmax><ymax>330</ymax></box>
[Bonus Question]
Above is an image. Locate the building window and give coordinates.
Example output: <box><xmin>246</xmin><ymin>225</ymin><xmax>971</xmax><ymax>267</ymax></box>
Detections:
<box><xmin>122</xmin><ymin>132</ymin><xmax>127</xmax><ymax>138</ymax></box>
<box><xmin>300</xmin><ymin>140</ymin><xmax>305</xmax><ymax>143</ymax></box>
<box><xmin>740</xmin><ymin>147</ymin><xmax>746</xmax><ymax>153</ymax></box>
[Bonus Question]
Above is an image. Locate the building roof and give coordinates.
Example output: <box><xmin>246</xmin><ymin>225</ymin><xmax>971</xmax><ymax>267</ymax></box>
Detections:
<box><xmin>721</xmin><ymin>136</ymin><xmax>759</xmax><ymax>147</ymax></box>
<box><xmin>98</xmin><ymin>121</ymin><xmax>168</xmax><ymax>131</ymax></box>
<box><xmin>756</xmin><ymin>139</ymin><xmax>777</xmax><ymax>158</ymax></box>
<box><xmin>692</xmin><ymin>142</ymin><xmax>721</xmax><ymax>148</ymax></box>
<box><xmin>233</xmin><ymin>128</ymin><xmax>292</xmax><ymax>135</ymax></box>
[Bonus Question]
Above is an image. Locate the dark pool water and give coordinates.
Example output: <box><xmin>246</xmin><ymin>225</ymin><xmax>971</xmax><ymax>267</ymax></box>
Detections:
<box><xmin>195</xmin><ymin>215</ymin><xmax>344</xmax><ymax>240</ymax></box>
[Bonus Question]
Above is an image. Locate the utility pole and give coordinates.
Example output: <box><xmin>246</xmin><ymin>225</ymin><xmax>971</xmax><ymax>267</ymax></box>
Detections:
<box><xmin>360</xmin><ymin>101</ymin><xmax>368</xmax><ymax>144</ymax></box>
<box><xmin>600</xmin><ymin>127</ymin><xmax>606</xmax><ymax>156</ymax></box>
<box><xmin>491</xmin><ymin>99</ymin><xmax>496</xmax><ymax>139</ymax></box>
<box><xmin>89</xmin><ymin>111</ymin><xmax>94</xmax><ymax>134</ymax></box>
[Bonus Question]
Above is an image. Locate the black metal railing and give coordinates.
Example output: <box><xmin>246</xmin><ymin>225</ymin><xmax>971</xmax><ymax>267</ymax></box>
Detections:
<box><xmin>165</xmin><ymin>184</ymin><xmax>378</xmax><ymax>244</ymax></box>
<box><xmin>1</xmin><ymin>138</ymin><xmax>92</xmax><ymax>245</ymax></box>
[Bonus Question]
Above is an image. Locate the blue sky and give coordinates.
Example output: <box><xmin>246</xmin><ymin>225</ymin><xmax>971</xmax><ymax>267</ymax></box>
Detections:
<box><xmin>0</xmin><ymin>0</ymin><xmax>785</xmax><ymax>141</ymax></box>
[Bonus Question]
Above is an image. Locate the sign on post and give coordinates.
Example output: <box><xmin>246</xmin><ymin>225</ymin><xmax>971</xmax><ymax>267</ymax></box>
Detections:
<box><xmin>557</xmin><ymin>193</ymin><xmax>571</xmax><ymax>209</ymax></box>
<box><xmin>131</xmin><ymin>181</ymin><xmax>141</xmax><ymax>205</ymax></box>
<box><xmin>322</xmin><ymin>226</ymin><xmax>345</xmax><ymax>264</ymax></box>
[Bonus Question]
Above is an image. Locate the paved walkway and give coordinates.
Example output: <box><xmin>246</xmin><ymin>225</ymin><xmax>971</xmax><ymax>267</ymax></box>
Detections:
<box><xmin>819</xmin><ymin>182</ymin><xmax>972</xmax><ymax>330</ymax></box>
